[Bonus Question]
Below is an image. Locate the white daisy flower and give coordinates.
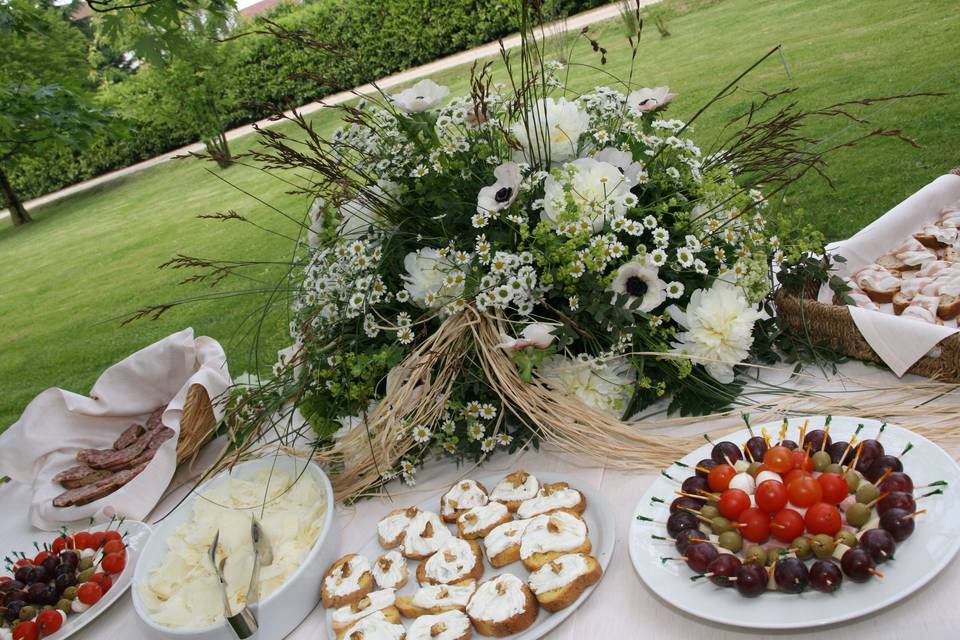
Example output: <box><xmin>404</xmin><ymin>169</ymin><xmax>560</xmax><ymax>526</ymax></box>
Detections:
<box><xmin>643</xmin><ymin>214</ymin><xmax>658</xmax><ymax>229</ymax></box>
<box><xmin>468</xmin><ymin>423</ymin><xmax>484</xmax><ymax>441</ymax></box>
<box><xmin>410</xmin><ymin>164</ymin><xmax>429</xmax><ymax>178</ymax></box>
<box><xmin>569</xmin><ymin>295</ymin><xmax>580</xmax><ymax>310</ymax></box>
<box><xmin>665</xmin><ymin>166</ymin><xmax>680</xmax><ymax>180</ymax></box>
<box><xmin>479</xmin><ymin>404</ymin><xmax>498</xmax><ymax>420</ymax></box>
<box><xmin>676</xmin><ymin>247</ymin><xmax>695</xmax><ymax>267</ymax></box>
<box><xmin>480</xmin><ymin>436</ymin><xmax>497</xmax><ymax>453</ymax></box>
<box><xmin>496</xmin><ymin>433</ymin><xmax>513</xmax><ymax>447</ymax></box>
<box><xmin>649</xmin><ymin>249</ymin><xmax>668</xmax><ymax>266</ymax></box>
<box><xmin>665</xmin><ymin>281</ymin><xmax>685</xmax><ymax>299</ymax></box>
<box><xmin>464</xmin><ymin>401</ymin><xmax>481</xmax><ymax>417</ymax></box>
<box><xmin>411</xmin><ymin>424</ymin><xmax>432</xmax><ymax>444</ymax></box>
<box><xmin>652</xmin><ymin>227</ymin><xmax>670</xmax><ymax>246</ymax></box>
<box><xmin>397</xmin><ymin>326</ymin><xmax>415</xmax><ymax>344</ymax></box>
<box><xmin>685</xmin><ymin>234</ymin><xmax>702</xmax><ymax>251</ymax></box>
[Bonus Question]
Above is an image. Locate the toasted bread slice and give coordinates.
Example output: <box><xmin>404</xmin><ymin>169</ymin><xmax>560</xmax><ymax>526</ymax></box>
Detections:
<box><xmin>943</xmin><ymin>246</ymin><xmax>960</xmax><ymax>263</ymax></box>
<box><xmin>489</xmin><ymin>470</ymin><xmax>539</xmax><ymax>512</ymax></box>
<box><xmin>372</xmin><ymin>550</ymin><xmax>409</xmax><ymax>590</ymax></box>
<box><xmin>339</xmin><ymin>610</ymin><xmax>406</xmax><ymax>640</ymax></box>
<box><xmin>378</xmin><ymin>506</ymin><xmax>419</xmax><ymax>549</ymax></box>
<box><xmin>516</xmin><ymin>482</ymin><xmax>586</xmax><ymax>519</ymax></box>
<box><xmin>939</xmin><ymin>293</ymin><xmax>960</xmax><ymax>320</ymax></box>
<box><xmin>483</xmin><ymin>518</ymin><xmax>532</xmax><ymax>568</ymax></box>
<box><xmin>402</xmin><ymin>510</ymin><xmax>453</xmax><ymax>560</ymax></box>
<box><xmin>527</xmin><ymin>553</ymin><xmax>603</xmax><ymax>613</ymax></box>
<box><xmin>466</xmin><ymin>574</ymin><xmax>538</xmax><ymax>638</ymax></box>
<box><xmin>876</xmin><ymin>252</ymin><xmax>909</xmax><ymax>272</ymax></box>
<box><xmin>457</xmin><ymin>501</ymin><xmax>512</xmax><ymax>540</ymax></box>
<box><xmin>331</xmin><ymin>589</ymin><xmax>398</xmax><ymax>634</ymax></box>
<box><xmin>395</xmin><ymin>581</ymin><xmax>477</xmax><ymax>618</ymax></box>
<box><xmin>416</xmin><ymin>537</ymin><xmax>484</xmax><ymax>586</ymax></box>
<box><xmin>853</xmin><ymin>265</ymin><xmax>900</xmax><ymax>303</ymax></box>
<box><xmin>892</xmin><ymin>291</ymin><xmax>911</xmax><ymax>315</ymax></box>
<box><xmin>322</xmin><ymin>554</ymin><xmax>375</xmax><ymax>609</ymax></box>
<box><xmin>440</xmin><ymin>479</ymin><xmax>489</xmax><ymax>523</ymax></box>
<box><xmin>520</xmin><ymin>509</ymin><xmax>592</xmax><ymax>571</ymax></box>
<box><xmin>406</xmin><ymin>610</ymin><xmax>472</xmax><ymax>640</ymax></box>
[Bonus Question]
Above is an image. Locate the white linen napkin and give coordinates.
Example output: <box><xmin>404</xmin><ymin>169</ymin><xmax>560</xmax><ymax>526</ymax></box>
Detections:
<box><xmin>0</xmin><ymin>328</ymin><xmax>231</xmax><ymax>530</ymax></box>
<box><xmin>818</xmin><ymin>174</ymin><xmax>960</xmax><ymax>376</ymax></box>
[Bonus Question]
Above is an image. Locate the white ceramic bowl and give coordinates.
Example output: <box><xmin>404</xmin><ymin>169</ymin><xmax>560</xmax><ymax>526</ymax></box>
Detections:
<box><xmin>131</xmin><ymin>454</ymin><xmax>339</xmax><ymax>640</ymax></box>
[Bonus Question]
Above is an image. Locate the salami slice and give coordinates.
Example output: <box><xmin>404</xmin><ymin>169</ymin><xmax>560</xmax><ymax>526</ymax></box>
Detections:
<box><xmin>145</xmin><ymin>405</ymin><xmax>167</xmax><ymax>430</ymax></box>
<box><xmin>52</xmin><ymin>461</ymin><xmax>149</xmax><ymax>508</ymax></box>
<box><xmin>52</xmin><ymin>465</ymin><xmax>113</xmax><ymax>490</ymax></box>
<box><xmin>113</xmin><ymin>423</ymin><xmax>145</xmax><ymax>450</ymax></box>
<box><xmin>80</xmin><ymin>429</ymin><xmax>153</xmax><ymax>471</ymax></box>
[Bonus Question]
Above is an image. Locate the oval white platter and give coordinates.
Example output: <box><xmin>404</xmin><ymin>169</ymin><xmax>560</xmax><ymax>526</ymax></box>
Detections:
<box><xmin>325</xmin><ymin>471</ymin><xmax>616</xmax><ymax>639</ymax></box>
<box><xmin>45</xmin><ymin>519</ymin><xmax>152</xmax><ymax>640</ymax></box>
<box><xmin>628</xmin><ymin>415</ymin><xmax>960</xmax><ymax>630</ymax></box>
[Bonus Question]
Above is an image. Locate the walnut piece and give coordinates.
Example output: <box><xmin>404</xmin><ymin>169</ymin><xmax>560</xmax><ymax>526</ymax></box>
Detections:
<box><xmin>378</xmin><ymin>556</ymin><xmax>393</xmax><ymax>571</ymax></box>
<box><xmin>430</xmin><ymin>622</ymin><xmax>449</xmax><ymax>637</ymax></box>
<box><xmin>507</xmin><ymin>470</ymin><xmax>529</xmax><ymax>488</ymax></box>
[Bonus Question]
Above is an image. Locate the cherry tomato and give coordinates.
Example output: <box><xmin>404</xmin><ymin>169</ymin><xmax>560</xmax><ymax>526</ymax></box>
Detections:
<box><xmin>787</xmin><ymin>476</ymin><xmax>823</xmax><ymax>508</ymax></box>
<box><xmin>12</xmin><ymin>620</ymin><xmax>38</xmax><ymax>640</ymax></box>
<box><xmin>33</xmin><ymin>550</ymin><xmax>50</xmax><ymax>565</ymax></box>
<box><xmin>77</xmin><ymin>581</ymin><xmax>103</xmax><ymax>605</ymax></box>
<box><xmin>0</xmin><ymin>576</ymin><xmax>11</xmax><ymax>585</ymax></box>
<box><xmin>805</xmin><ymin>502</ymin><xmax>842</xmax><ymax>536</ymax></box>
<box><xmin>792</xmin><ymin>450</ymin><xmax>814</xmax><ymax>472</ymax></box>
<box><xmin>89</xmin><ymin>572</ymin><xmax>113</xmax><ymax>592</ymax></box>
<box><xmin>718</xmin><ymin>489</ymin><xmax>751</xmax><ymax>520</ymax></box>
<box><xmin>737</xmin><ymin>507</ymin><xmax>771</xmax><ymax>543</ymax></box>
<box><xmin>73</xmin><ymin>531</ymin><xmax>93</xmax><ymax>550</ymax></box>
<box><xmin>754</xmin><ymin>479</ymin><xmax>788</xmax><ymax>514</ymax></box>
<box><xmin>817</xmin><ymin>472</ymin><xmax>849</xmax><ymax>504</ymax></box>
<box><xmin>101</xmin><ymin>553</ymin><xmax>126</xmax><ymax>575</ymax></box>
<box><xmin>51</xmin><ymin>535</ymin><xmax>74</xmax><ymax>554</ymax></box>
<box><xmin>90</xmin><ymin>531</ymin><xmax>107</xmax><ymax>549</ymax></box>
<box><xmin>708</xmin><ymin>464</ymin><xmax>737</xmax><ymax>492</ymax></box>
<box><xmin>36</xmin><ymin>609</ymin><xmax>64</xmax><ymax>635</ymax></box>
<box><xmin>783</xmin><ymin>468</ymin><xmax>810</xmax><ymax>486</ymax></box>
<box><xmin>770</xmin><ymin>508</ymin><xmax>805</xmax><ymax>543</ymax></box>
<box><xmin>763</xmin><ymin>446</ymin><xmax>794</xmax><ymax>474</ymax></box>
<box><xmin>103</xmin><ymin>530</ymin><xmax>123</xmax><ymax>544</ymax></box>
<box><xmin>102</xmin><ymin>540</ymin><xmax>125</xmax><ymax>556</ymax></box>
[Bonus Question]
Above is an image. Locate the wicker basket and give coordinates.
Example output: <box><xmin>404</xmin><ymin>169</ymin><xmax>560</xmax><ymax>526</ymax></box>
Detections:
<box><xmin>176</xmin><ymin>384</ymin><xmax>218</xmax><ymax>464</ymax></box>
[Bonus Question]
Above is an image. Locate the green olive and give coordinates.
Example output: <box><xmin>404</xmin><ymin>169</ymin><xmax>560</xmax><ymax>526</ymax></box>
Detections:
<box><xmin>791</xmin><ymin>536</ymin><xmax>813</xmax><ymax>560</ymax></box>
<box><xmin>856</xmin><ymin>482</ymin><xmax>880</xmax><ymax>505</ymax></box>
<box><xmin>825</xmin><ymin>463</ymin><xmax>844</xmax><ymax>475</ymax></box>
<box><xmin>718</xmin><ymin>531</ymin><xmax>743</xmax><ymax>553</ymax></box>
<box><xmin>846</xmin><ymin>502</ymin><xmax>872</xmax><ymax>527</ymax></box>
<box><xmin>63</xmin><ymin>586</ymin><xmax>78</xmax><ymax>600</ymax></box>
<box><xmin>78</xmin><ymin>567</ymin><xmax>95</xmax><ymax>583</ymax></box>
<box><xmin>811</xmin><ymin>534</ymin><xmax>836</xmax><ymax>559</ymax></box>
<box><xmin>844</xmin><ymin>470</ymin><xmax>861</xmax><ymax>493</ymax></box>
<box><xmin>700</xmin><ymin>505</ymin><xmax>720</xmax><ymax>520</ymax></box>
<box><xmin>711</xmin><ymin>516</ymin><xmax>733</xmax><ymax>535</ymax></box>
<box><xmin>747</xmin><ymin>462</ymin><xmax>763</xmax><ymax>477</ymax></box>
<box><xmin>79</xmin><ymin>556</ymin><xmax>94</xmax><ymax>571</ymax></box>
<box><xmin>835</xmin><ymin>530</ymin><xmax>858</xmax><ymax>547</ymax></box>
<box><xmin>57</xmin><ymin>599</ymin><xmax>73</xmax><ymax>614</ymax></box>
<box><xmin>812</xmin><ymin>451</ymin><xmax>832</xmax><ymax>472</ymax></box>
<box><xmin>19</xmin><ymin>606</ymin><xmax>37</xmax><ymax>621</ymax></box>
<box><xmin>743</xmin><ymin>545</ymin><xmax>767</xmax><ymax>565</ymax></box>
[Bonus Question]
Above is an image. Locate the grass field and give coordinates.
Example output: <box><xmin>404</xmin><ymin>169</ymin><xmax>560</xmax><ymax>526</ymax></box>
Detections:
<box><xmin>1</xmin><ymin>0</ymin><xmax>958</xmax><ymax>430</ymax></box>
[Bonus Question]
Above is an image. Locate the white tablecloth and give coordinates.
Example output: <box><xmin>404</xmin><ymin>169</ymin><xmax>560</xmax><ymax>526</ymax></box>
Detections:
<box><xmin>2</xmin><ymin>361</ymin><xmax>959</xmax><ymax>640</ymax></box>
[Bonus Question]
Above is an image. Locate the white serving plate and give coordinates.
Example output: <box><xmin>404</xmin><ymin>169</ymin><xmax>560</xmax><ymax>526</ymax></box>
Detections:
<box><xmin>131</xmin><ymin>454</ymin><xmax>339</xmax><ymax>640</ymax></box>
<box><xmin>44</xmin><ymin>519</ymin><xmax>152</xmax><ymax>640</ymax></box>
<box><xmin>628</xmin><ymin>415</ymin><xmax>960</xmax><ymax>630</ymax></box>
<box><xmin>325</xmin><ymin>471</ymin><xmax>616</xmax><ymax>639</ymax></box>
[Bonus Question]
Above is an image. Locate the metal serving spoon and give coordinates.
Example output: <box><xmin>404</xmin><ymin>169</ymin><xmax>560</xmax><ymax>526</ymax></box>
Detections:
<box><xmin>208</xmin><ymin>529</ymin><xmax>258</xmax><ymax>639</ymax></box>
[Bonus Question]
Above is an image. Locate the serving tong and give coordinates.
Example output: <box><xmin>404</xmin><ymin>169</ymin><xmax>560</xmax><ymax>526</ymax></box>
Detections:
<box><xmin>209</xmin><ymin>517</ymin><xmax>274</xmax><ymax>639</ymax></box>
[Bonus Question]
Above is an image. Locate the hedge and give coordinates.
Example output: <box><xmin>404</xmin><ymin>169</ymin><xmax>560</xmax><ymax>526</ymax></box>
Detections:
<box><xmin>10</xmin><ymin>0</ymin><xmax>608</xmax><ymax>203</ymax></box>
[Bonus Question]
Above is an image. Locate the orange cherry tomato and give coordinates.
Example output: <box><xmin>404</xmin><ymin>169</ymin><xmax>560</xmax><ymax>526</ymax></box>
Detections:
<box><xmin>708</xmin><ymin>464</ymin><xmax>737</xmax><ymax>492</ymax></box>
<box><xmin>763</xmin><ymin>446</ymin><xmax>794</xmax><ymax>474</ymax></box>
<box><xmin>787</xmin><ymin>476</ymin><xmax>823</xmax><ymax>508</ymax></box>
<box><xmin>805</xmin><ymin>502</ymin><xmax>842</xmax><ymax>536</ymax></box>
<box><xmin>770</xmin><ymin>508</ymin><xmax>805</xmax><ymax>543</ymax></box>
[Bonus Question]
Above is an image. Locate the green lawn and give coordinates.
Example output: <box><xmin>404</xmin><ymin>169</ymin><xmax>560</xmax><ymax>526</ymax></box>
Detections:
<box><xmin>1</xmin><ymin>0</ymin><xmax>958</xmax><ymax>431</ymax></box>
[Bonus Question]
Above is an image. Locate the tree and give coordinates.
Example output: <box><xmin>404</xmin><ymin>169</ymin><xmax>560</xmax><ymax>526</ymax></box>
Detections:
<box><xmin>0</xmin><ymin>1</ymin><xmax>110</xmax><ymax>226</ymax></box>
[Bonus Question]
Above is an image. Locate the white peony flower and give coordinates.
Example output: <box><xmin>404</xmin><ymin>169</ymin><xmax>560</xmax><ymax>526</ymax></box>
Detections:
<box><xmin>537</xmin><ymin>355</ymin><xmax>635</xmax><ymax>416</ymax></box>
<box><xmin>477</xmin><ymin>162</ymin><xmax>521</xmax><ymax>215</ymax></box>
<box><xmin>339</xmin><ymin>180</ymin><xmax>400</xmax><ymax>237</ymax></box>
<box><xmin>627</xmin><ymin>86</ymin><xmax>677</xmax><ymax>115</ymax></box>
<box><xmin>401</xmin><ymin>247</ymin><xmax>464</xmax><ymax>309</ymax></box>
<box><xmin>390</xmin><ymin>79</ymin><xmax>450</xmax><ymax>113</ymax></box>
<box><xmin>669</xmin><ymin>281</ymin><xmax>763</xmax><ymax>383</ymax></box>
<box><xmin>594</xmin><ymin>147</ymin><xmax>645</xmax><ymax>185</ymax></box>
<box><xmin>542</xmin><ymin>158</ymin><xmax>632</xmax><ymax>233</ymax></box>
<box><xmin>511</xmin><ymin>97</ymin><xmax>589</xmax><ymax>163</ymax></box>
<box><xmin>497</xmin><ymin>322</ymin><xmax>558</xmax><ymax>350</ymax></box>
<box><xmin>610</xmin><ymin>262</ymin><xmax>666</xmax><ymax>312</ymax></box>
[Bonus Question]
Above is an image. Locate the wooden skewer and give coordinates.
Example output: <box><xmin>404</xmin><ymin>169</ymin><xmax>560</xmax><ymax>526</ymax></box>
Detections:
<box><xmin>798</xmin><ymin>419</ymin><xmax>809</xmax><ymax>447</ymax></box>
<box><xmin>820</xmin><ymin>425</ymin><xmax>831</xmax><ymax>452</ymax></box>
<box><xmin>869</xmin><ymin>568</ymin><xmax>885</xmax><ymax>579</ymax></box>
<box><xmin>901</xmin><ymin>509</ymin><xmax>928</xmax><ymax>520</ymax></box>
<box><xmin>839</xmin><ymin>436</ymin><xmax>858</xmax><ymax>466</ymax></box>
<box><xmin>876</xmin><ymin>467</ymin><xmax>894</xmax><ymax>487</ymax></box>
<box><xmin>866</xmin><ymin>491</ymin><xmax>890</xmax><ymax>509</ymax></box>
<box><xmin>846</xmin><ymin>441</ymin><xmax>866</xmax><ymax>473</ymax></box>
<box><xmin>674</xmin><ymin>490</ymin><xmax>709</xmax><ymax>501</ymax></box>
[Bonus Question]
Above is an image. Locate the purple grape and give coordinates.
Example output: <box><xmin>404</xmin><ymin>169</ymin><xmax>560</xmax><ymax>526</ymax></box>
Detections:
<box><xmin>773</xmin><ymin>557</ymin><xmax>809</xmax><ymax>593</ymax></box>
<box><xmin>0</xmin><ymin>579</ymin><xmax>22</xmax><ymax>594</ymax></box>
<box><xmin>54</xmin><ymin>571</ymin><xmax>77</xmax><ymax>594</ymax></box>
<box><xmin>877</xmin><ymin>491</ymin><xmax>916</xmax><ymax>516</ymax></box>
<box><xmin>26</xmin><ymin>581</ymin><xmax>48</xmax><ymax>604</ymax></box>
<box><xmin>734</xmin><ymin>562</ymin><xmax>768</xmax><ymax>597</ymax></box>
<box><xmin>879</xmin><ymin>472</ymin><xmax>913</xmax><ymax>494</ymax></box>
<box><xmin>743</xmin><ymin>436</ymin><xmax>768</xmax><ymax>463</ymax></box>
<box><xmin>827</xmin><ymin>441</ymin><xmax>852</xmax><ymax>465</ymax></box>
<box><xmin>3</xmin><ymin>590</ymin><xmax>28</xmax><ymax>608</ymax></box>
<box><xmin>26</xmin><ymin>566</ymin><xmax>48</xmax><ymax>584</ymax></box>
<box><xmin>841</xmin><ymin>547</ymin><xmax>876</xmax><ymax>582</ymax></box>
<box><xmin>3</xmin><ymin>599</ymin><xmax>25</xmax><ymax>623</ymax></box>
<box><xmin>860</xmin><ymin>528</ymin><xmax>896</xmax><ymax>564</ymax></box>
<box><xmin>681</xmin><ymin>475</ymin><xmax>710</xmax><ymax>496</ymax></box>
<box><xmin>670</xmin><ymin>496</ymin><xmax>702</xmax><ymax>514</ymax></box>
<box><xmin>880</xmin><ymin>507</ymin><xmax>916</xmax><ymax>542</ymax></box>
<box><xmin>866</xmin><ymin>455</ymin><xmax>903</xmax><ymax>482</ymax></box>
<box><xmin>706</xmin><ymin>554</ymin><xmax>741</xmax><ymax>587</ymax></box>
<box><xmin>40</xmin><ymin>555</ymin><xmax>60</xmax><ymax>574</ymax></box>
<box><xmin>695</xmin><ymin>459</ymin><xmax>717</xmax><ymax>478</ymax></box>
<box><xmin>13</xmin><ymin>566</ymin><xmax>31</xmax><ymax>584</ymax></box>
<box><xmin>803</xmin><ymin>429</ymin><xmax>832</xmax><ymax>453</ymax></box>
<box><xmin>684</xmin><ymin>542</ymin><xmax>718</xmax><ymax>573</ymax></box>
<box><xmin>711</xmin><ymin>441</ymin><xmax>743</xmax><ymax>465</ymax></box>
<box><xmin>780</xmin><ymin>439</ymin><xmax>798</xmax><ymax>451</ymax></box>
<box><xmin>855</xmin><ymin>439</ymin><xmax>884</xmax><ymax>474</ymax></box>
<box><xmin>58</xmin><ymin>550</ymin><xmax>79</xmax><ymax>569</ymax></box>
<box><xmin>674</xmin><ymin>528</ymin><xmax>702</xmax><ymax>554</ymax></box>
<box><xmin>666</xmin><ymin>511</ymin><xmax>700</xmax><ymax>538</ymax></box>
<box><xmin>809</xmin><ymin>559</ymin><xmax>843</xmax><ymax>593</ymax></box>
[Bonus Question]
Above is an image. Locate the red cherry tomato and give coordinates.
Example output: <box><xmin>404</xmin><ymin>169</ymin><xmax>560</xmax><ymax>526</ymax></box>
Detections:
<box><xmin>12</xmin><ymin>621</ymin><xmax>39</xmax><ymax>640</ymax></box>
<box><xmin>90</xmin><ymin>531</ymin><xmax>108</xmax><ymax>549</ymax></box>
<box><xmin>51</xmin><ymin>535</ymin><xmax>74</xmax><ymax>554</ymax></box>
<box><xmin>103</xmin><ymin>530</ymin><xmax>123</xmax><ymax>544</ymax></box>
<box><xmin>77</xmin><ymin>581</ymin><xmax>103</xmax><ymax>605</ymax></box>
<box><xmin>754</xmin><ymin>479</ymin><xmax>788</xmax><ymax>514</ymax></box>
<box><xmin>36</xmin><ymin>609</ymin><xmax>64</xmax><ymax>635</ymax></box>
<box><xmin>0</xmin><ymin>576</ymin><xmax>11</xmax><ymax>585</ymax></box>
<box><xmin>707</xmin><ymin>464</ymin><xmax>736</xmax><ymax>492</ymax></box>
<box><xmin>89</xmin><ymin>572</ymin><xmax>113</xmax><ymax>592</ymax></box>
<box><xmin>770</xmin><ymin>508</ymin><xmax>805</xmax><ymax>543</ymax></box>
<box><xmin>805</xmin><ymin>502</ymin><xmax>842</xmax><ymax>536</ymax></box>
<box><xmin>737</xmin><ymin>507</ymin><xmax>771</xmax><ymax>543</ymax></box>
<box><xmin>718</xmin><ymin>489</ymin><xmax>751</xmax><ymax>520</ymax></box>
<box><xmin>101</xmin><ymin>553</ymin><xmax>126</xmax><ymax>575</ymax></box>
<box><xmin>792</xmin><ymin>450</ymin><xmax>814</xmax><ymax>472</ymax></box>
<box><xmin>787</xmin><ymin>476</ymin><xmax>823</xmax><ymax>508</ymax></box>
<box><xmin>817</xmin><ymin>472</ymin><xmax>849</xmax><ymax>504</ymax></box>
<box><xmin>73</xmin><ymin>531</ymin><xmax>93</xmax><ymax>550</ymax></box>
<box><xmin>102</xmin><ymin>540</ymin><xmax>125</xmax><ymax>556</ymax></box>
<box><xmin>783</xmin><ymin>468</ymin><xmax>810</xmax><ymax>486</ymax></box>
<box><xmin>763</xmin><ymin>446</ymin><xmax>794</xmax><ymax>474</ymax></box>
<box><xmin>33</xmin><ymin>550</ymin><xmax>50</xmax><ymax>565</ymax></box>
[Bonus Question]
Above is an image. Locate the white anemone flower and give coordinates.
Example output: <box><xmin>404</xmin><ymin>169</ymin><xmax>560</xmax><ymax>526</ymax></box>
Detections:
<box><xmin>339</xmin><ymin>180</ymin><xmax>401</xmax><ymax>237</ymax></box>
<box><xmin>391</xmin><ymin>79</ymin><xmax>450</xmax><ymax>113</ymax></box>
<box><xmin>497</xmin><ymin>322</ymin><xmax>558</xmax><ymax>350</ymax></box>
<box><xmin>510</xmin><ymin>97</ymin><xmax>589</xmax><ymax>163</ymax></box>
<box><xmin>610</xmin><ymin>262</ymin><xmax>666</xmax><ymax>312</ymax></box>
<box><xmin>401</xmin><ymin>247</ymin><xmax>463</xmax><ymax>309</ymax></box>
<box><xmin>536</xmin><ymin>355</ymin><xmax>636</xmax><ymax>416</ymax></box>
<box><xmin>627</xmin><ymin>86</ymin><xmax>677</xmax><ymax>115</ymax></box>
<box><xmin>668</xmin><ymin>281</ymin><xmax>763</xmax><ymax>383</ymax></box>
<box><xmin>477</xmin><ymin>162</ymin><xmax>521</xmax><ymax>215</ymax></box>
<box><xmin>594</xmin><ymin>147</ymin><xmax>644</xmax><ymax>185</ymax></box>
<box><xmin>542</xmin><ymin>158</ymin><xmax>632</xmax><ymax>233</ymax></box>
